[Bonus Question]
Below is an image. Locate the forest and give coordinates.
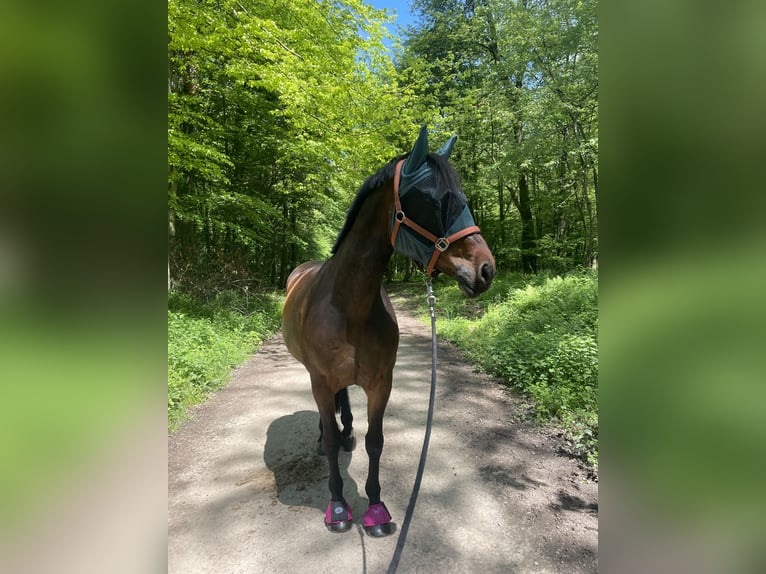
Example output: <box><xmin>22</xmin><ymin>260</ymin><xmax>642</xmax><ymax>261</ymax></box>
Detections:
<box><xmin>168</xmin><ymin>0</ymin><xmax>598</xmax><ymax>464</ymax></box>
<box><xmin>169</xmin><ymin>0</ymin><xmax>597</xmax><ymax>289</ymax></box>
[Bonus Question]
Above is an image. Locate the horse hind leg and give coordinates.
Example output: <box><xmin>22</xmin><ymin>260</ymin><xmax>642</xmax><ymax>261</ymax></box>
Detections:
<box><xmin>317</xmin><ymin>419</ymin><xmax>325</xmax><ymax>455</ymax></box>
<box><xmin>336</xmin><ymin>387</ymin><xmax>356</xmax><ymax>452</ymax></box>
<box><xmin>317</xmin><ymin>388</ymin><xmax>355</xmax><ymax>455</ymax></box>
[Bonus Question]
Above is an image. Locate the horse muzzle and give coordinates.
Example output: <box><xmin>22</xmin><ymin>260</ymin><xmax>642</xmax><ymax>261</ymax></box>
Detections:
<box><xmin>456</xmin><ymin>260</ymin><xmax>495</xmax><ymax>297</ymax></box>
<box><xmin>439</xmin><ymin>234</ymin><xmax>496</xmax><ymax>297</ymax></box>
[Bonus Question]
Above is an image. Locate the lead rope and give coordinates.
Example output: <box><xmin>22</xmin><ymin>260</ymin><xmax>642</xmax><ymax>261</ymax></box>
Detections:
<box><xmin>386</xmin><ymin>278</ymin><xmax>438</xmax><ymax>574</ymax></box>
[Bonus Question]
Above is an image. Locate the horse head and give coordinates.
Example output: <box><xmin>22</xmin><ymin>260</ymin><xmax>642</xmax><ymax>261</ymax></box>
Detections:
<box><xmin>391</xmin><ymin>126</ymin><xmax>496</xmax><ymax>297</ymax></box>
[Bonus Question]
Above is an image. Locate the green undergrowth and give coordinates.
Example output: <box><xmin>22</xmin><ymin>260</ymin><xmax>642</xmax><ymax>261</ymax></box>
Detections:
<box><xmin>168</xmin><ymin>289</ymin><xmax>283</xmax><ymax>429</ymax></box>
<box><xmin>390</xmin><ymin>270</ymin><xmax>598</xmax><ymax>470</ymax></box>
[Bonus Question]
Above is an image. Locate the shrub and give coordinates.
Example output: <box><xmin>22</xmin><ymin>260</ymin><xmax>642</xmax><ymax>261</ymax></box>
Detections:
<box><xmin>167</xmin><ymin>289</ymin><xmax>283</xmax><ymax>428</ymax></box>
<box><xmin>435</xmin><ymin>271</ymin><xmax>598</xmax><ymax>467</ymax></box>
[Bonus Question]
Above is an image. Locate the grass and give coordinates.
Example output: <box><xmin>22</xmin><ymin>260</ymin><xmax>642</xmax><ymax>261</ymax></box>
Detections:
<box><xmin>168</xmin><ymin>289</ymin><xmax>283</xmax><ymax>429</ymax></box>
<box><xmin>389</xmin><ymin>269</ymin><xmax>598</xmax><ymax>470</ymax></box>
<box><xmin>167</xmin><ymin>271</ymin><xmax>599</xmax><ymax>470</ymax></box>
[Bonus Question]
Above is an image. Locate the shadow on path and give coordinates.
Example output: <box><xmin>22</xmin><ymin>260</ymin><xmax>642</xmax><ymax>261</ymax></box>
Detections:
<box><xmin>264</xmin><ymin>410</ymin><xmax>366</xmax><ymax>517</ymax></box>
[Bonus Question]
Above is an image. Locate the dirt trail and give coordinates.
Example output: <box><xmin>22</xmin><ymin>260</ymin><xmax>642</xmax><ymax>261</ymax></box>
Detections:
<box><xmin>168</xmin><ymin>306</ymin><xmax>597</xmax><ymax>573</ymax></box>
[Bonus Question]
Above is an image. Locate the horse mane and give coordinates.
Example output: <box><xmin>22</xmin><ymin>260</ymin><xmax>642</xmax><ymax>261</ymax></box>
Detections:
<box><xmin>331</xmin><ymin>152</ymin><xmax>461</xmax><ymax>254</ymax></box>
<box><xmin>330</xmin><ymin>155</ymin><xmax>403</xmax><ymax>254</ymax></box>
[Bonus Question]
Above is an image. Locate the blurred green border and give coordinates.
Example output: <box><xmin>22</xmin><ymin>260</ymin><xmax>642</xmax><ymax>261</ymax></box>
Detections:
<box><xmin>601</xmin><ymin>1</ymin><xmax>766</xmax><ymax>571</ymax></box>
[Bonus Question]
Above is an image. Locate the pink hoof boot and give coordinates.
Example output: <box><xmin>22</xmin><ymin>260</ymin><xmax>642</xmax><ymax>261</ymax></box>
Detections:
<box><xmin>362</xmin><ymin>502</ymin><xmax>396</xmax><ymax>537</ymax></box>
<box><xmin>325</xmin><ymin>499</ymin><xmax>352</xmax><ymax>533</ymax></box>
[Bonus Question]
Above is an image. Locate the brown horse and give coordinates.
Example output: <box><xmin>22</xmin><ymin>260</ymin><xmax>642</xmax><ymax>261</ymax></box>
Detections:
<box><xmin>282</xmin><ymin>126</ymin><xmax>495</xmax><ymax>537</ymax></box>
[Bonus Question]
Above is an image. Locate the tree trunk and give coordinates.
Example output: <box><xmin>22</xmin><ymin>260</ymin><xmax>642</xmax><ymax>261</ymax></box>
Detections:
<box><xmin>278</xmin><ymin>198</ymin><xmax>289</xmax><ymax>287</ymax></box>
<box><xmin>517</xmin><ymin>171</ymin><xmax>538</xmax><ymax>273</ymax></box>
<box><xmin>168</xmin><ymin>182</ymin><xmax>177</xmax><ymax>291</ymax></box>
<box><xmin>497</xmin><ymin>172</ymin><xmax>506</xmax><ymax>244</ymax></box>
<box><xmin>404</xmin><ymin>259</ymin><xmax>414</xmax><ymax>282</ymax></box>
<box><xmin>580</xmin><ymin>153</ymin><xmax>596</xmax><ymax>267</ymax></box>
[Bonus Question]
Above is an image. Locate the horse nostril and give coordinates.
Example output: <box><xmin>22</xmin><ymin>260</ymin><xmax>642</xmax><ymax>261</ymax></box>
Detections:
<box><xmin>480</xmin><ymin>262</ymin><xmax>494</xmax><ymax>285</ymax></box>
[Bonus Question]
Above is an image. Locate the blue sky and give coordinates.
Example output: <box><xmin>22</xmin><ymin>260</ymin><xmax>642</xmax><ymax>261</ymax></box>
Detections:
<box><xmin>366</xmin><ymin>0</ymin><xmax>416</xmax><ymax>51</ymax></box>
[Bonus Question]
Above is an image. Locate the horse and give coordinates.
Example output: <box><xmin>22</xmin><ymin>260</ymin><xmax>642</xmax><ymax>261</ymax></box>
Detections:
<box><xmin>282</xmin><ymin>125</ymin><xmax>495</xmax><ymax>537</ymax></box>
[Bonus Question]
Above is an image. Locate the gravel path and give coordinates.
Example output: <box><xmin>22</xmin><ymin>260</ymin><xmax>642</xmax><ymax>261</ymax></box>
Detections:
<box><xmin>168</xmin><ymin>306</ymin><xmax>598</xmax><ymax>573</ymax></box>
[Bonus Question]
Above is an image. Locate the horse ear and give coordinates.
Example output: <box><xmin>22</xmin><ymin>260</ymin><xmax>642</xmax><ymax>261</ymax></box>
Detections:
<box><xmin>436</xmin><ymin>135</ymin><xmax>457</xmax><ymax>159</ymax></box>
<box><xmin>402</xmin><ymin>125</ymin><xmax>429</xmax><ymax>174</ymax></box>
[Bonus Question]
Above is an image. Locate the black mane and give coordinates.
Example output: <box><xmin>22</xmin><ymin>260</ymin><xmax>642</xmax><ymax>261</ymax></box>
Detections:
<box><xmin>331</xmin><ymin>152</ymin><xmax>462</xmax><ymax>254</ymax></box>
<box><xmin>330</xmin><ymin>155</ymin><xmax>403</xmax><ymax>254</ymax></box>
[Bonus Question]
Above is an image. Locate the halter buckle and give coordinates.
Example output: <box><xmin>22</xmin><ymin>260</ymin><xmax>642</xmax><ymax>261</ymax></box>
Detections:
<box><xmin>435</xmin><ymin>237</ymin><xmax>449</xmax><ymax>252</ymax></box>
<box><xmin>395</xmin><ymin>211</ymin><xmax>405</xmax><ymax>223</ymax></box>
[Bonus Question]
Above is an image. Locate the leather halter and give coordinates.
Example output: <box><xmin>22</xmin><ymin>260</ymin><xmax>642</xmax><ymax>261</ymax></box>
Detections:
<box><xmin>390</xmin><ymin>159</ymin><xmax>481</xmax><ymax>276</ymax></box>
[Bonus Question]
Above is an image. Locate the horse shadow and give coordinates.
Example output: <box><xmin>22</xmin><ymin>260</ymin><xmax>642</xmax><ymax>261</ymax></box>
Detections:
<box><xmin>263</xmin><ymin>410</ymin><xmax>366</xmax><ymax>514</ymax></box>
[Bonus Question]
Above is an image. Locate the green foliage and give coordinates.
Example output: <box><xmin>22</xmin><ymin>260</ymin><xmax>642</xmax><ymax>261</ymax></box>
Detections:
<box><xmin>401</xmin><ymin>0</ymin><xmax>598</xmax><ymax>272</ymax></box>
<box><xmin>168</xmin><ymin>0</ymin><xmax>427</xmax><ymax>289</ymax></box>
<box><xmin>167</xmin><ymin>290</ymin><xmax>283</xmax><ymax>428</ymax></box>
<box><xmin>433</xmin><ymin>271</ymin><xmax>598</xmax><ymax>467</ymax></box>
<box><xmin>166</xmin><ymin>0</ymin><xmax>599</xmax><ymax>461</ymax></box>
<box><xmin>168</xmin><ymin>0</ymin><xmax>598</xmax><ymax>287</ymax></box>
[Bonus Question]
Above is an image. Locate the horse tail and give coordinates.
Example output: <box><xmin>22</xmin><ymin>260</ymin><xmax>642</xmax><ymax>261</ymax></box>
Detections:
<box><xmin>335</xmin><ymin>387</ymin><xmax>349</xmax><ymax>415</ymax></box>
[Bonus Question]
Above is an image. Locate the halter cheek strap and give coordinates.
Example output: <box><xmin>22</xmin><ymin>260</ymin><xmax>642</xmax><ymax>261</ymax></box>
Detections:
<box><xmin>390</xmin><ymin>159</ymin><xmax>481</xmax><ymax>276</ymax></box>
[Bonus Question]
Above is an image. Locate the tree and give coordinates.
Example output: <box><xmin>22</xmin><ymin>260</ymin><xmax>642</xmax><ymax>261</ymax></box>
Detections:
<box><xmin>168</xmin><ymin>0</ymin><xmax>423</xmax><ymax>291</ymax></box>
<box><xmin>167</xmin><ymin>0</ymin><xmax>597</xmax><ymax>292</ymax></box>
<box><xmin>400</xmin><ymin>0</ymin><xmax>598</xmax><ymax>271</ymax></box>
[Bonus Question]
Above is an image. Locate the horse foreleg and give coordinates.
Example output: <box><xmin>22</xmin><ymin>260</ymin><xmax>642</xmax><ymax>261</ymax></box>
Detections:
<box><xmin>312</xmin><ymin>378</ymin><xmax>352</xmax><ymax>532</ymax></box>
<box><xmin>316</xmin><ymin>403</ymin><xmax>344</xmax><ymax>500</ymax></box>
<box><xmin>364</xmin><ymin>408</ymin><xmax>384</xmax><ymax>505</ymax></box>
<box><xmin>362</xmin><ymin>382</ymin><xmax>395</xmax><ymax>537</ymax></box>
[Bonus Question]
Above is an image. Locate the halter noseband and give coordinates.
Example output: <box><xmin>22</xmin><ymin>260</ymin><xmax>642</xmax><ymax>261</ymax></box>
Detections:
<box><xmin>390</xmin><ymin>159</ymin><xmax>481</xmax><ymax>277</ymax></box>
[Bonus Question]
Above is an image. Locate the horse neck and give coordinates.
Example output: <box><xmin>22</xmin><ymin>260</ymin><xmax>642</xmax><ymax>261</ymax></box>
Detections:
<box><xmin>328</xmin><ymin>183</ymin><xmax>394</xmax><ymax>310</ymax></box>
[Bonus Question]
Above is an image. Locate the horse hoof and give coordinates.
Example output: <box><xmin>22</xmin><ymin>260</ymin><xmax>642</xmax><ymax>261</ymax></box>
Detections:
<box><xmin>364</xmin><ymin>522</ymin><xmax>396</xmax><ymax>537</ymax></box>
<box><xmin>342</xmin><ymin>431</ymin><xmax>356</xmax><ymax>452</ymax></box>
<box><xmin>326</xmin><ymin>519</ymin><xmax>353</xmax><ymax>533</ymax></box>
<box><xmin>325</xmin><ymin>499</ymin><xmax>352</xmax><ymax>533</ymax></box>
<box><xmin>362</xmin><ymin>502</ymin><xmax>395</xmax><ymax>537</ymax></box>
